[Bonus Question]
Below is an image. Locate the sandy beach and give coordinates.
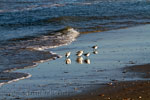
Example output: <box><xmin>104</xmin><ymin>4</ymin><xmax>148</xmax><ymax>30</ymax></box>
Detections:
<box><xmin>28</xmin><ymin>81</ymin><xmax>150</xmax><ymax>100</ymax></box>
<box><xmin>28</xmin><ymin>64</ymin><xmax>150</xmax><ymax>100</ymax></box>
<box><xmin>1</xmin><ymin>1</ymin><xmax>150</xmax><ymax>100</ymax></box>
<box><xmin>0</xmin><ymin>24</ymin><xmax>150</xmax><ymax>100</ymax></box>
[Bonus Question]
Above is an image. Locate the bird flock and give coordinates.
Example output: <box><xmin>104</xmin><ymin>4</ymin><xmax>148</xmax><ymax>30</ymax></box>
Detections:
<box><xmin>65</xmin><ymin>45</ymin><xmax>98</xmax><ymax>64</ymax></box>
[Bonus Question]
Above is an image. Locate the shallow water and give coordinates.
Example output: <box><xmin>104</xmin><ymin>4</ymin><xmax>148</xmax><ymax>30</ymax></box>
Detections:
<box><xmin>0</xmin><ymin>25</ymin><xmax>150</xmax><ymax>99</ymax></box>
<box><xmin>0</xmin><ymin>0</ymin><xmax>150</xmax><ymax>94</ymax></box>
<box><xmin>0</xmin><ymin>27</ymin><xmax>79</xmax><ymax>85</ymax></box>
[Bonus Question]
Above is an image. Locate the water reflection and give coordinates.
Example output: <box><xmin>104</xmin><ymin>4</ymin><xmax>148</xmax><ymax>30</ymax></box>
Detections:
<box><xmin>76</xmin><ymin>57</ymin><xmax>84</xmax><ymax>64</ymax></box>
<box><xmin>84</xmin><ymin>59</ymin><xmax>91</xmax><ymax>64</ymax></box>
<box><xmin>93</xmin><ymin>50</ymin><xmax>98</xmax><ymax>54</ymax></box>
<box><xmin>65</xmin><ymin>45</ymin><xmax>99</xmax><ymax>65</ymax></box>
<box><xmin>65</xmin><ymin>58</ymin><xmax>71</xmax><ymax>64</ymax></box>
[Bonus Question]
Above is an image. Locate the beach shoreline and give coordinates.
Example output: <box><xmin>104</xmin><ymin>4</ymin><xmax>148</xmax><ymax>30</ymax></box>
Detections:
<box><xmin>26</xmin><ymin>24</ymin><xmax>150</xmax><ymax>100</ymax></box>
<box><xmin>0</xmin><ymin>24</ymin><xmax>150</xmax><ymax>100</ymax></box>
<box><xmin>1</xmin><ymin>0</ymin><xmax>150</xmax><ymax>99</ymax></box>
<box><xmin>27</xmin><ymin>64</ymin><xmax>150</xmax><ymax>100</ymax></box>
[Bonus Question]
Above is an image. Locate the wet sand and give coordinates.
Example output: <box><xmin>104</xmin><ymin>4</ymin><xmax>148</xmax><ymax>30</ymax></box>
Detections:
<box><xmin>28</xmin><ymin>81</ymin><xmax>150</xmax><ymax>100</ymax></box>
<box><xmin>27</xmin><ymin>64</ymin><xmax>150</xmax><ymax>100</ymax></box>
<box><xmin>0</xmin><ymin>25</ymin><xmax>150</xmax><ymax>100</ymax></box>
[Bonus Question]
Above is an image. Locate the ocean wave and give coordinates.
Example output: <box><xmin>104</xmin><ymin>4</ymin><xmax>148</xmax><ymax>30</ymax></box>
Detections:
<box><xmin>0</xmin><ymin>27</ymin><xmax>80</xmax><ymax>86</ymax></box>
<box><xmin>0</xmin><ymin>72</ymin><xmax>31</xmax><ymax>87</ymax></box>
<box><xmin>0</xmin><ymin>3</ymin><xmax>65</xmax><ymax>13</ymax></box>
<box><xmin>0</xmin><ymin>0</ymin><xmax>150</xmax><ymax>35</ymax></box>
<box><xmin>1</xmin><ymin>14</ymin><xmax>149</xmax><ymax>31</ymax></box>
<box><xmin>1</xmin><ymin>27</ymin><xmax>80</xmax><ymax>50</ymax></box>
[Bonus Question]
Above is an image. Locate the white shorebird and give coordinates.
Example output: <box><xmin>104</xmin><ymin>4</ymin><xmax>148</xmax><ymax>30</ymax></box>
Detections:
<box><xmin>92</xmin><ymin>45</ymin><xmax>98</xmax><ymax>50</ymax></box>
<box><xmin>84</xmin><ymin>52</ymin><xmax>90</xmax><ymax>57</ymax></box>
<box><xmin>84</xmin><ymin>59</ymin><xmax>90</xmax><ymax>64</ymax></box>
<box><xmin>66</xmin><ymin>58</ymin><xmax>71</xmax><ymax>64</ymax></box>
<box><xmin>76</xmin><ymin>57</ymin><xmax>83</xmax><ymax>64</ymax></box>
<box><xmin>76</xmin><ymin>50</ymin><xmax>84</xmax><ymax>56</ymax></box>
<box><xmin>65</xmin><ymin>52</ymin><xmax>71</xmax><ymax>58</ymax></box>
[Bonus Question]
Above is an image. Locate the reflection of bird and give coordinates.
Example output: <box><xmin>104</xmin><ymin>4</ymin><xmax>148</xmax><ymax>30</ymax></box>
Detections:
<box><xmin>93</xmin><ymin>50</ymin><xmax>98</xmax><ymax>54</ymax></box>
<box><xmin>76</xmin><ymin>57</ymin><xmax>83</xmax><ymax>64</ymax></box>
<box><xmin>65</xmin><ymin>52</ymin><xmax>71</xmax><ymax>58</ymax></box>
<box><xmin>66</xmin><ymin>58</ymin><xmax>71</xmax><ymax>64</ymax></box>
<box><xmin>76</xmin><ymin>50</ymin><xmax>84</xmax><ymax>56</ymax></box>
<box><xmin>92</xmin><ymin>45</ymin><xmax>98</xmax><ymax>50</ymax></box>
<box><xmin>84</xmin><ymin>59</ymin><xmax>90</xmax><ymax>64</ymax></box>
<box><xmin>84</xmin><ymin>52</ymin><xmax>90</xmax><ymax>57</ymax></box>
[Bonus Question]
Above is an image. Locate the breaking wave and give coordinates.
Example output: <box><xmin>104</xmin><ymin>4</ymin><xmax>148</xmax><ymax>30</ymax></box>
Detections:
<box><xmin>0</xmin><ymin>27</ymin><xmax>80</xmax><ymax>86</ymax></box>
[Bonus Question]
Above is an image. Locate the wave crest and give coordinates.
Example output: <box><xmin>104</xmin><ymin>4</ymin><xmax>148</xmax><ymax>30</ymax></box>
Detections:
<box><xmin>0</xmin><ymin>27</ymin><xmax>80</xmax><ymax>86</ymax></box>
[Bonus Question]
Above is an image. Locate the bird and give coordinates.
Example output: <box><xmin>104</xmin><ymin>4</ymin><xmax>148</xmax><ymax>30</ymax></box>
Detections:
<box><xmin>84</xmin><ymin>59</ymin><xmax>90</xmax><ymax>64</ymax></box>
<box><xmin>76</xmin><ymin>56</ymin><xmax>83</xmax><ymax>64</ymax></box>
<box><xmin>76</xmin><ymin>50</ymin><xmax>84</xmax><ymax>56</ymax></box>
<box><xmin>65</xmin><ymin>52</ymin><xmax>71</xmax><ymax>58</ymax></box>
<box><xmin>92</xmin><ymin>45</ymin><xmax>98</xmax><ymax>50</ymax></box>
<box><xmin>66</xmin><ymin>58</ymin><xmax>71</xmax><ymax>64</ymax></box>
<box><xmin>84</xmin><ymin>52</ymin><xmax>90</xmax><ymax>57</ymax></box>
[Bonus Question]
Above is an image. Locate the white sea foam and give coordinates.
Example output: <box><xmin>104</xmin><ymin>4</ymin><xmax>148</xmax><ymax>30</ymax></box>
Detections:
<box><xmin>27</xmin><ymin>28</ymin><xmax>80</xmax><ymax>51</ymax></box>
<box><xmin>0</xmin><ymin>27</ymin><xmax>79</xmax><ymax>86</ymax></box>
<box><xmin>0</xmin><ymin>73</ymin><xmax>32</xmax><ymax>87</ymax></box>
